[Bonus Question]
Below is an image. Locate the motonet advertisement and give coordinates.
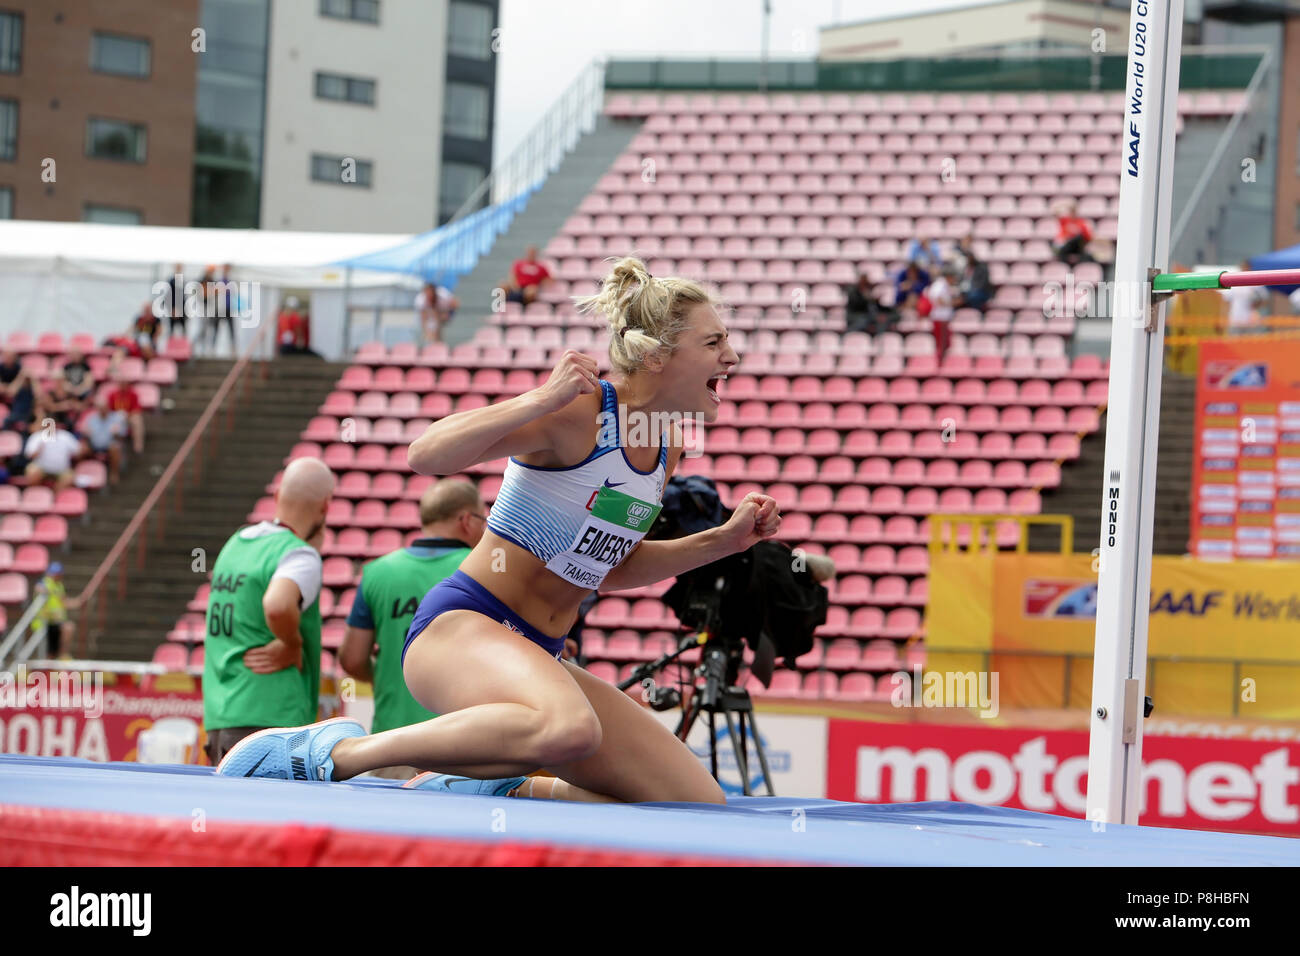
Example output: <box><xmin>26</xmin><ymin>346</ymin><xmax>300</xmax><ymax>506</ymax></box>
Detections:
<box><xmin>826</xmin><ymin>719</ymin><xmax>1300</xmax><ymax>837</ymax></box>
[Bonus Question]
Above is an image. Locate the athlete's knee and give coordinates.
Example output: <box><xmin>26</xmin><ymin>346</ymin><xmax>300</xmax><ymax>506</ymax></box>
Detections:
<box><xmin>693</xmin><ymin>778</ymin><xmax>727</xmax><ymax>804</ymax></box>
<box><xmin>532</xmin><ymin>707</ymin><xmax>602</xmax><ymax>766</ymax></box>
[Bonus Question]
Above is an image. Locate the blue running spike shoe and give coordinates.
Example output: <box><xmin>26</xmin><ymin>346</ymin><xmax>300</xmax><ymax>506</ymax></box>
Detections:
<box><xmin>215</xmin><ymin>717</ymin><xmax>365</xmax><ymax>782</ymax></box>
<box><xmin>402</xmin><ymin>772</ymin><xmax>528</xmax><ymax>797</ymax></box>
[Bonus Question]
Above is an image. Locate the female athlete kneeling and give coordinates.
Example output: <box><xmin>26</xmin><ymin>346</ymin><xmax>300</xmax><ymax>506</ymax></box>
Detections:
<box><xmin>217</xmin><ymin>257</ymin><xmax>780</xmax><ymax>803</ymax></box>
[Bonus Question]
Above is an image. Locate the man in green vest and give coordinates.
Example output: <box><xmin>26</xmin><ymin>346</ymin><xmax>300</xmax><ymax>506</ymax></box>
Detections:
<box><xmin>339</xmin><ymin>479</ymin><xmax>486</xmax><ymax>778</ymax></box>
<box><xmin>202</xmin><ymin>457</ymin><xmax>336</xmax><ymax>765</ymax></box>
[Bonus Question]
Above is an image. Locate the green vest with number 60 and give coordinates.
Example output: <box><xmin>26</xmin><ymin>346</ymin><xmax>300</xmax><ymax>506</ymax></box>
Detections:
<box><xmin>202</xmin><ymin>526</ymin><xmax>322</xmax><ymax>731</ymax></box>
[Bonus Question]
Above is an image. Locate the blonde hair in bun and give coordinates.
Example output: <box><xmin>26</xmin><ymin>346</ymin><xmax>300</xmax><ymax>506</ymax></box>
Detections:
<box><xmin>573</xmin><ymin>256</ymin><xmax>715</xmax><ymax>375</ymax></box>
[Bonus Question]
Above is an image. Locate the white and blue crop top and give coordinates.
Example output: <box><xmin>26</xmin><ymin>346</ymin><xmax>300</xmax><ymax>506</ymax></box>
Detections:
<box><xmin>487</xmin><ymin>380</ymin><xmax>668</xmax><ymax>589</ymax></box>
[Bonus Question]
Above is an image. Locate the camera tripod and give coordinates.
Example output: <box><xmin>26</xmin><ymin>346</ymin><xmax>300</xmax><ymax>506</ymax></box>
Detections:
<box><xmin>619</xmin><ymin>630</ymin><xmax>776</xmax><ymax>796</ymax></box>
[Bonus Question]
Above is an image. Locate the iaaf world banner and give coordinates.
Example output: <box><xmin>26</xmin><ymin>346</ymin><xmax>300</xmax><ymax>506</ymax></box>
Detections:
<box><xmin>827</xmin><ymin>719</ymin><xmax>1300</xmax><ymax>837</ymax></box>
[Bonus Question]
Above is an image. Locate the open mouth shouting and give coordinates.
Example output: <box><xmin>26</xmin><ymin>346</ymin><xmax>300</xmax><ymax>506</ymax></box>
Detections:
<box><xmin>705</xmin><ymin>371</ymin><xmax>729</xmax><ymax>406</ymax></box>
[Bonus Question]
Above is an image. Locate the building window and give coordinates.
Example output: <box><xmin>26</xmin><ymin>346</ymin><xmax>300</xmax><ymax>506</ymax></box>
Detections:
<box><xmin>440</xmin><ymin>161</ymin><xmax>485</xmax><ymax>219</ymax></box>
<box><xmin>0</xmin><ymin>11</ymin><xmax>21</xmax><ymax>74</ymax></box>
<box><xmin>311</xmin><ymin>153</ymin><xmax>372</xmax><ymax>187</ymax></box>
<box><xmin>86</xmin><ymin>118</ymin><xmax>147</xmax><ymax>162</ymax></box>
<box><xmin>315</xmin><ymin>71</ymin><xmax>376</xmax><ymax>106</ymax></box>
<box><xmin>91</xmin><ymin>32</ymin><xmax>151</xmax><ymax>78</ymax></box>
<box><xmin>0</xmin><ymin>186</ymin><xmax>12</xmax><ymax>218</ymax></box>
<box><xmin>319</xmin><ymin>0</ymin><xmax>379</xmax><ymax>24</ymax></box>
<box><xmin>84</xmin><ymin>203</ymin><xmax>142</xmax><ymax>225</ymax></box>
<box><xmin>444</xmin><ymin>82</ymin><xmax>489</xmax><ymax>140</ymax></box>
<box><xmin>0</xmin><ymin>99</ymin><xmax>15</xmax><ymax>161</ymax></box>
<box><xmin>448</xmin><ymin>2</ymin><xmax>492</xmax><ymax>60</ymax></box>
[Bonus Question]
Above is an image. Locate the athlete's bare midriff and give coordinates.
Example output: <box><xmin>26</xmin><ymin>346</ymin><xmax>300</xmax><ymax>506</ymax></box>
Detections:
<box><xmin>456</xmin><ymin>531</ymin><xmax>593</xmax><ymax>638</ymax></box>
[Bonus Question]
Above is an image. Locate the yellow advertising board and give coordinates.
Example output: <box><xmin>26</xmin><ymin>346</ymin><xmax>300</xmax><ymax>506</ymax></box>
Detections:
<box><xmin>926</xmin><ymin>552</ymin><xmax>1300</xmax><ymax>717</ymax></box>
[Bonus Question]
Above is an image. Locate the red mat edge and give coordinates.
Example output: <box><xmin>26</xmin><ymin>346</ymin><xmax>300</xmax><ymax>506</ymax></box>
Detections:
<box><xmin>0</xmin><ymin>802</ymin><xmax>790</xmax><ymax>866</ymax></box>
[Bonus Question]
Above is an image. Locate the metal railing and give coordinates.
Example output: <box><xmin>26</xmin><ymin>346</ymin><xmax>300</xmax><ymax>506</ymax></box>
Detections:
<box><xmin>68</xmin><ymin>319</ymin><xmax>276</xmax><ymax>658</ymax></box>
<box><xmin>1170</xmin><ymin>47</ymin><xmax>1275</xmax><ymax>264</ymax></box>
<box><xmin>406</xmin><ymin>59</ymin><xmax>607</xmax><ymax>288</ymax></box>
<box><xmin>603</xmin><ymin>49</ymin><xmax>1265</xmax><ymax>93</ymax></box>
<box><xmin>0</xmin><ymin>592</ymin><xmax>48</xmax><ymax>671</ymax></box>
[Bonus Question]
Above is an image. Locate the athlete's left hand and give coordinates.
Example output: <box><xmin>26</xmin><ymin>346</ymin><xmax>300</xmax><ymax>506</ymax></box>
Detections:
<box><xmin>718</xmin><ymin>493</ymin><xmax>781</xmax><ymax>553</ymax></box>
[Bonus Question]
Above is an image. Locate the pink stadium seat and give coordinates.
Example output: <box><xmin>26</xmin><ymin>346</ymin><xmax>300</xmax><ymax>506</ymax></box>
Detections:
<box><xmin>152</xmin><ymin>644</ymin><xmax>189</xmax><ymax>669</ymax></box>
<box><xmin>0</xmin><ymin>513</ymin><xmax>31</xmax><ymax>544</ymax></box>
<box><xmin>187</xmin><ymin>584</ymin><xmax>210</xmax><ymax>613</ymax></box>
<box><xmin>11</xmin><ymin>543</ymin><xmax>48</xmax><ymax>574</ymax></box>
<box><xmin>0</xmin><ymin>572</ymin><xmax>29</xmax><ymax>604</ymax></box>
<box><xmin>767</xmin><ymin>670</ymin><xmax>802</xmax><ymax>697</ymax></box>
<box><xmin>75</xmin><ymin>459</ymin><xmax>108</xmax><ymax>490</ymax></box>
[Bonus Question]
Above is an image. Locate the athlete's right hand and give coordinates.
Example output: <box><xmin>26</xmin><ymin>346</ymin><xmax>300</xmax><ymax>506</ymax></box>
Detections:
<box><xmin>243</xmin><ymin>638</ymin><xmax>303</xmax><ymax>674</ymax></box>
<box><xmin>533</xmin><ymin>350</ymin><xmax>599</xmax><ymax>412</ymax></box>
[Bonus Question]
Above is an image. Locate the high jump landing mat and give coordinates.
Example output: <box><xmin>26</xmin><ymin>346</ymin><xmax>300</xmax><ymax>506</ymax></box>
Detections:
<box><xmin>1</xmin><ymin>756</ymin><xmax>1296</xmax><ymax>866</ymax></box>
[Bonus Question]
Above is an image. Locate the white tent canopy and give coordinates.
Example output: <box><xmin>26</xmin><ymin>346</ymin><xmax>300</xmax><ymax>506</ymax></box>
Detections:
<box><xmin>0</xmin><ymin>220</ymin><xmax>421</xmax><ymax>359</ymax></box>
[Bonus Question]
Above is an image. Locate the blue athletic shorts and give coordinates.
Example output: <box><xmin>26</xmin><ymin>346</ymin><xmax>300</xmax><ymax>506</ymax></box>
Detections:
<box><xmin>402</xmin><ymin>569</ymin><xmax>567</xmax><ymax>666</ymax></box>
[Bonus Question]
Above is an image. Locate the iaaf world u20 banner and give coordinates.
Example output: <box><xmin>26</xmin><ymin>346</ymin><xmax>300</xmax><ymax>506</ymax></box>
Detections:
<box><xmin>827</xmin><ymin>719</ymin><xmax>1300</xmax><ymax>837</ymax></box>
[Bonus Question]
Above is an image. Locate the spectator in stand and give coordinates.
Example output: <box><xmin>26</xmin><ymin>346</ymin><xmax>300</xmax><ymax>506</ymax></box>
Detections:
<box><xmin>905</xmin><ymin>235</ymin><xmax>944</xmax><ymax>271</ymax></box>
<box><xmin>1221</xmin><ymin>260</ymin><xmax>1266</xmax><ymax>336</ymax></box>
<box><xmin>949</xmin><ymin>234</ymin><xmax>979</xmax><ymax>273</ymax></box>
<box><xmin>956</xmin><ymin>253</ymin><xmax>996</xmax><ymax>313</ymax></box>
<box><xmin>220</xmin><ymin>264</ymin><xmax>240</xmax><ymax>320</ymax></box>
<box><xmin>1052</xmin><ymin>200</ymin><xmax>1095</xmax><ymax>268</ymax></box>
<box><xmin>38</xmin><ymin>377</ymin><xmax>81</xmax><ymax>433</ymax></box>
<box><xmin>106</xmin><ymin>373</ymin><xmax>145</xmax><ymax>455</ymax></box>
<box><xmin>277</xmin><ymin>298</ymin><xmax>306</xmax><ymax>356</ymax></box>
<box><xmin>132</xmin><ymin>302</ymin><xmax>160</xmax><ymax>359</ymax></box>
<box><xmin>339</xmin><ymin>479</ymin><xmax>487</xmax><ymax>779</ymax></box>
<box><xmin>165</xmin><ymin>263</ymin><xmax>188</xmax><ymax>340</ymax></box>
<box><xmin>927</xmin><ymin>263</ymin><xmax>959</xmax><ymax>361</ymax></box>
<box><xmin>60</xmin><ymin>347</ymin><xmax>95</xmax><ymax>408</ymax></box>
<box><xmin>23</xmin><ymin>419</ymin><xmax>81</xmax><ymax>489</ymax></box>
<box><xmin>34</xmin><ymin>561</ymin><xmax>74</xmax><ymax>660</ymax></box>
<box><xmin>415</xmin><ymin>283</ymin><xmax>458</xmax><ymax>345</ymax></box>
<box><xmin>844</xmin><ymin>273</ymin><xmax>897</xmax><ymax>335</ymax></box>
<box><xmin>504</xmin><ymin>245</ymin><xmax>553</xmax><ymax>305</ymax></box>
<box><xmin>203</xmin><ymin>266</ymin><xmax>236</xmax><ymax>356</ymax></box>
<box><xmin>894</xmin><ymin>261</ymin><xmax>932</xmax><ymax>318</ymax></box>
<box><xmin>79</xmin><ymin>395</ymin><xmax>128</xmax><ymax>485</ymax></box>
<box><xmin>0</xmin><ymin>349</ymin><xmax>39</xmax><ymax>433</ymax></box>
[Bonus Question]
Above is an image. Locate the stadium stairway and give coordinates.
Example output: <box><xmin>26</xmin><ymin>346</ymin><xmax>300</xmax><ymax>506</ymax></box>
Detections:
<box><xmin>72</xmin><ymin>357</ymin><xmax>348</xmax><ymax>661</ymax></box>
<box><xmin>1030</xmin><ymin>367</ymin><xmax>1197</xmax><ymax>557</ymax></box>
<box><xmin>59</xmin><ymin>358</ymin><xmax>240</xmax><ymax>599</ymax></box>
<box><xmin>443</xmin><ymin>114</ymin><xmax>644</xmax><ymax>345</ymax></box>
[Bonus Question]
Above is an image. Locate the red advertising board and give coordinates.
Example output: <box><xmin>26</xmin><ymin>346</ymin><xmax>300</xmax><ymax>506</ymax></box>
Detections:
<box><xmin>1191</xmin><ymin>339</ymin><xmax>1300</xmax><ymax>559</ymax></box>
<box><xmin>827</xmin><ymin>719</ymin><xmax>1300</xmax><ymax>837</ymax></box>
<box><xmin>0</xmin><ymin>669</ymin><xmax>207</xmax><ymax>763</ymax></box>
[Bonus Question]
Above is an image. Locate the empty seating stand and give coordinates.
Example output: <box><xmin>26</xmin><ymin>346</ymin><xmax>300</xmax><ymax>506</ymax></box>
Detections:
<box><xmin>161</xmin><ymin>90</ymin><xmax>1125</xmax><ymax>701</ymax></box>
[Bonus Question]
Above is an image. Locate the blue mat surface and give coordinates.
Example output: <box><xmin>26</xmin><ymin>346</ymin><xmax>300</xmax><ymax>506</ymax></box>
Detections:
<box><xmin>2</xmin><ymin>755</ymin><xmax>1296</xmax><ymax>865</ymax></box>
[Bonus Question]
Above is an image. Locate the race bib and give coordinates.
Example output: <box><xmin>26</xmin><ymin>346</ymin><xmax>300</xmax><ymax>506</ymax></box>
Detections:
<box><xmin>545</xmin><ymin>486</ymin><xmax>662</xmax><ymax>588</ymax></box>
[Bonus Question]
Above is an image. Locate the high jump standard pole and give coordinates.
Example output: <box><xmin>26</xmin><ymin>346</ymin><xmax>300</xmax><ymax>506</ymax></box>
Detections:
<box><xmin>1086</xmin><ymin>0</ymin><xmax>1185</xmax><ymax>828</ymax></box>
